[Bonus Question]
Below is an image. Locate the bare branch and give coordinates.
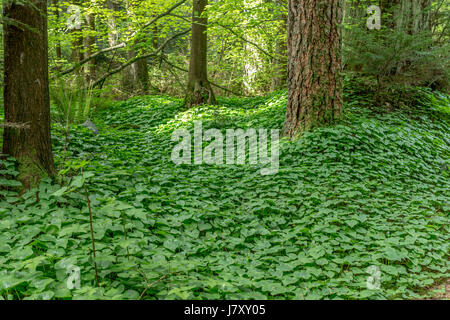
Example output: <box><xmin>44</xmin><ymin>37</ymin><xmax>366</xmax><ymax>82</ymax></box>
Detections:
<box><xmin>59</xmin><ymin>0</ymin><xmax>189</xmax><ymax>76</ymax></box>
<box><xmin>161</xmin><ymin>57</ymin><xmax>244</xmax><ymax>96</ymax></box>
<box><xmin>91</xmin><ymin>29</ymin><xmax>190</xmax><ymax>88</ymax></box>
<box><xmin>60</xmin><ymin>43</ymin><xmax>126</xmax><ymax>75</ymax></box>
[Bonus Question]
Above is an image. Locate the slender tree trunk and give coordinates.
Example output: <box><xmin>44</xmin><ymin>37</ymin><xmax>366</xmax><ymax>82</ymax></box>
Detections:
<box><xmin>84</xmin><ymin>13</ymin><xmax>96</xmax><ymax>85</ymax></box>
<box><xmin>2</xmin><ymin>0</ymin><xmax>56</xmax><ymax>187</ymax></box>
<box><xmin>343</xmin><ymin>0</ymin><xmax>365</xmax><ymax>30</ymax></box>
<box><xmin>136</xmin><ymin>56</ymin><xmax>149</xmax><ymax>94</ymax></box>
<box><xmin>343</xmin><ymin>0</ymin><xmax>366</xmax><ymax>72</ymax></box>
<box><xmin>380</xmin><ymin>0</ymin><xmax>402</xmax><ymax>29</ymax></box>
<box><xmin>283</xmin><ymin>0</ymin><xmax>343</xmax><ymax>138</ymax></box>
<box><xmin>52</xmin><ymin>0</ymin><xmax>62</xmax><ymax>72</ymax></box>
<box><xmin>395</xmin><ymin>0</ymin><xmax>432</xmax><ymax>34</ymax></box>
<box><xmin>185</xmin><ymin>0</ymin><xmax>216</xmax><ymax>107</ymax></box>
<box><xmin>106</xmin><ymin>0</ymin><xmax>119</xmax><ymax>47</ymax></box>
<box><xmin>271</xmin><ymin>0</ymin><xmax>288</xmax><ymax>91</ymax></box>
<box><xmin>152</xmin><ymin>20</ymin><xmax>158</xmax><ymax>66</ymax></box>
<box><xmin>380</xmin><ymin>0</ymin><xmax>431</xmax><ymax>33</ymax></box>
<box><xmin>122</xmin><ymin>49</ymin><xmax>138</xmax><ymax>92</ymax></box>
<box><xmin>70</xmin><ymin>1</ymin><xmax>83</xmax><ymax>70</ymax></box>
<box><xmin>122</xmin><ymin>1</ymin><xmax>149</xmax><ymax>94</ymax></box>
<box><xmin>122</xmin><ymin>49</ymin><xmax>149</xmax><ymax>95</ymax></box>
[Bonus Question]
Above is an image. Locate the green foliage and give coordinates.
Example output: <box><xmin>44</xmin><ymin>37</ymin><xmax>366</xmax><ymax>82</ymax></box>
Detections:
<box><xmin>50</xmin><ymin>79</ymin><xmax>94</xmax><ymax>125</ymax></box>
<box><xmin>0</xmin><ymin>103</ymin><xmax>3</xmax><ymax>148</ymax></box>
<box><xmin>207</xmin><ymin>0</ymin><xmax>287</xmax><ymax>95</ymax></box>
<box><xmin>344</xmin><ymin>1</ymin><xmax>450</xmax><ymax>93</ymax></box>
<box><xmin>345</xmin><ymin>28</ymin><xmax>449</xmax><ymax>92</ymax></box>
<box><xmin>0</xmin><ymin>89</ymin><xmax>448</xmax><ymax>300</ymax></box>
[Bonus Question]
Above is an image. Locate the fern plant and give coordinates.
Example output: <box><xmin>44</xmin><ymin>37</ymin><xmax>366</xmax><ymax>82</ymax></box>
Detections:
<box><xmin>50</xmin><ymin>78</ymin><xmax>94</xmax><ymax>126</ymax></box>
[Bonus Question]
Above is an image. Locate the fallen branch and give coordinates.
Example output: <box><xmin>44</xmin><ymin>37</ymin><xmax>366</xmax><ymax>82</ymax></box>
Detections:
<box><xmin>139</xmin><ymin>275</ymin><xmax>167</xmax><ymax>300</ymax></box>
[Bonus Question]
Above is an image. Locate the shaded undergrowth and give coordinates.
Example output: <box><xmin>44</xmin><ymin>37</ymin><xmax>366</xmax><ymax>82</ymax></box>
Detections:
<box><xmin>0</xmin><ymin>87</ymin><xmax>448</xmax><ymax>300</ymax></box>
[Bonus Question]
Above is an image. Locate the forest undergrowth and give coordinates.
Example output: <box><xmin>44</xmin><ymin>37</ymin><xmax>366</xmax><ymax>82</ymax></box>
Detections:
<box><xmin>0</xmin><ymin>85</ymin><xmax>448</xmax><ymax>300</ymax></box>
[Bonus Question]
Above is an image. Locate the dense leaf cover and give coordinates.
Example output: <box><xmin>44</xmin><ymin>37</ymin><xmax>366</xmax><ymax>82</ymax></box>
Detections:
<box><xmin>0</xmin><ymin>88</ymin><xmax>448</xmax><ymax>300</ymax></box>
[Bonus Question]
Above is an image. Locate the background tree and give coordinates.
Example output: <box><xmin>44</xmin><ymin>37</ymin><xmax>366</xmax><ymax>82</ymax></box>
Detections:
<box><xmin>84</xmin><ymin>8</ymin><xmax>97</xmax><ymax>85</ymax></box>
<box><xmin>271</xmin><ymin>0</ymin><xmax>288</xmax><ymax>91</ymax></box>
<box><xmin>51</xmin><ymin>0</ymin><xmax>63</xmax><ymax>72</ymax></box>
<box><xmin>344</xmin><ymin>0</ymin><xmax>448</xmax><ymax>92</ymax></box>
<box><xmin>283</xmin><ymin>0</ymin><xmax>343</xmax><ymax>138</ymax></box>
<box><xmin>185</xmin><ymin>0</ymin><xmax>216</xmax><ymax>106</ymax></box>
<box><xmin>69</xmin><ymin>0</ymin><xmax>84</xmax><ymax>74</ymax></box>
<box><xmin>2</xmin><ymin>0</ymin><xmax>56</xmax><ymax>187</ymax></box>
<box><xmin>121</xmin><ymin>1</ymin><xmax>149</xmax><ymax>94</ymax></box>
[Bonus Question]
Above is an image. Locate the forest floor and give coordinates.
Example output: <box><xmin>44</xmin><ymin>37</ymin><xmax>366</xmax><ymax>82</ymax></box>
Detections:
<box><xmin>427</xmin><ymin>279</ymin><xmax>449</xmax><ymax>300</ymax></box>
<box><xmin>0</xmin><ymin>87</ymin><xmax>449</xmax><ymax>300</ymax></box>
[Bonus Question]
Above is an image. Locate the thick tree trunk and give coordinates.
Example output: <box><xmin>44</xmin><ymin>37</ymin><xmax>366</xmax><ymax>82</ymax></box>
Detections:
<box><xmin>283</xmin><ymin>0</ymin><xmax>343</xmax><ymax>138</ymax></box>
<box><xmin>185</xmin><ymin>0</ymin><xmax>216</xmax><ymax>107</ymax></box>
<box><xmin>2</xmin><ymin>0</ymin><xmax>56</xmax><ymax>187</ymax></box>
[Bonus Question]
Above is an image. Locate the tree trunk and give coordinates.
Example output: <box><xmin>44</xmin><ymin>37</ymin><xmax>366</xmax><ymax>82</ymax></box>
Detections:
<box><xmin>122</xmin><ymin>1</ymin><xmax>149</xmax><ymax>95</ymax></box>
<box><xmin>396</xmin><ymin>0</ymin><xmax>432</xmax><ymax>34</ymax></box>
<box><xmin>2</xmin><ymin>0</ymin><xmax>56</xmax><ymax>187</ymax></box>
<box><xmin>136</xmin><ymin>57</ymin><xmax>149</xmax><ymax>94</ymax></box>
<box><xmin>70</xmin><ymin>1</ymin><xmax>83</xmax><ymax>70</ymax></box>
<box><xmin>185</xmin><ymin>0</ymin><xmax>216</xmax><ymax>107</ymax></box>
<box><xmin>379</xmin><ymin>0</ymin><xmax>431</xmax><ymax>34</ymax></box>
<box><xmin>52</xmin><ymin>0</ymin><xmax>63</xmax><ymax>72</ymax></box>
<box><xmin>123</xmin><ymin>55</ymin><xmax>148</xmax><ymax>95</ymax></box>
<box><xmin>271</xmin><ymin>0</ymin><xmax>288</xmax><ymax>91</ymax></box>
<box><xmin>84</xmin><ymin>13</ymin><xmax>96</xmax><ymax>85</ymax></box>
<box><xmin>122</xmin><ymin>49</ymin><xmax>138</xmax><ymax>92</ymax></box>
<box><xmin>283</xmin><ymin>0</ymin><xmax>343</xmax><ymax>138</ymax></box>
<box><xmin>343</xmin><ymin>0</ymin><xmax>365</xmax><ymax>30</ymax></box>
<box><xmin>106</xmin><ymin>0</ymin><xmax>119</xmax><ymax>47</ymax></box>
<box><xmin>380</xmin><ymin>0</ymin><xmax>402</xmax><ymax>29</ymax></box>
<box><xmin>152</xmin><ymin>24</ymin><xmax>158</xmax><ymax>66</ymax></box>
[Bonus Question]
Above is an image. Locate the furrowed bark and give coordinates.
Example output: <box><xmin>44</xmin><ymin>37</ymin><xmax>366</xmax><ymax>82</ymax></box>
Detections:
<box><xmin>283</xmin><ymin>0</ymin><xmax>343</xmax><ymax>138</ymax></box>
<box><xmin>2</xmin><ymin>0</ymin><xmax>56</xmax><ymax>187</ymax></box>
